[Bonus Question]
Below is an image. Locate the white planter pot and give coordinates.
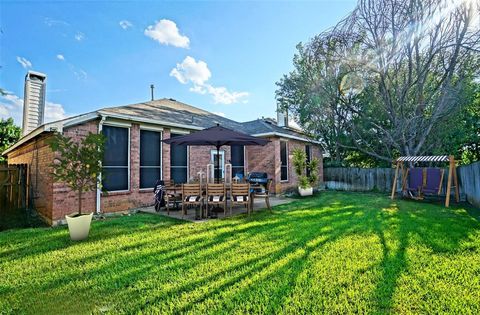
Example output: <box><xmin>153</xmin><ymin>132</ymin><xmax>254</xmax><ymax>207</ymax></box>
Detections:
<box><xmin>65</xmin><ymin>213</ymin><xmax>93</xmax><ymax>241</ymax></box>
<box><xmin>298</xmin><ymin>186</ymin><xmax>313</xmax><ymax>196</ymax></box>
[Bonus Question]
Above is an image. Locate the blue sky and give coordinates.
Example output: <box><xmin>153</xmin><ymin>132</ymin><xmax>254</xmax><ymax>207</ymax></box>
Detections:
<box><xmin>1</xmin><ymin>0</ymin><xmax>356</xmax><ymax>126</ymax></box>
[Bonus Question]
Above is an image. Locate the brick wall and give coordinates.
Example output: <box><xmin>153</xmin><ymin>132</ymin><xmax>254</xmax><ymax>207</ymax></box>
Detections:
<box><xmin>7</xmin><ymin>119</ymin><xmax>323</xmax><ymax>225</ymax></box>
<box><xmin>189</xmin><ymin>145</ymin><xmax>231</xmax><ymax>182</ymax></box>
<box><xmin>246</xmin><ymin>137</ymin><xmax>323</xmax><ymax>194</ymax></box>
<box><xmin>162</xmin><ymin>129</ymin><xmax>171</xmax><ymax>181</ymax></box>
<box><xmin>7</xmin><ymin>134</ymin><xmax>55</xmax><ymax>224</ymax></box>
<box><xmin>51</xmin><ymin>121</ymin><xmax>100</xmax><ymax>221</ymax></box>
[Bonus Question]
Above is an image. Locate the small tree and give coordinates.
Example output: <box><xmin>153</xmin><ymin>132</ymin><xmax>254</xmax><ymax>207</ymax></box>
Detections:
<box><xmin>0</xmin><ymin>118</ymin><xmax>21</xmax><ymax>164</ymax></box>
<box><xmin>292</xmin><ymin>148</ymin><xmax>319</xmax><ymax>189</ymax></box>
<box><xmin>49</xmin><ymin>132</ymin><xmax>105</xmax><ymax>216</ymax></box>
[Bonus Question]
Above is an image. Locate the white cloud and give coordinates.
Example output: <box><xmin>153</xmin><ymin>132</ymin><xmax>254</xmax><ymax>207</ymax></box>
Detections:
<box><xmin>170</xmin><ymin>56</ymin><xmax>249</xmax><ymax>105</ymax></box>
<box><xmin>44</xmin><ymin>17</ymin><xmax>69</xmax><ymax>27</ymax></box>
<box><xmin>119</xmin><ymin>20</ymin><xmax>133</xmax><ymax>30</ymax></box>
<box><xmin>145</xmin><ymin>19</ymin><xmax>190</xmax><ymax>48</ymax></box>
<box><xmin>170</xmin><ymin>56</ymin><xmax>211</xmax><ymax>85</ymax></box>
<box><xmin>16</xmin><ymin>56</ymin><xmax>32</xmax><ymax>69</ymax></box>
<box><xmin>73</xmin><ymin>69</ymin><xmax>88</xmax><ymax>80</ymax></box>
<box><xmin>75</xmin><ymin>32</ymin><xmax>85</xmax><ymax>41</ymax></box>
<box><xmin>56</xmin><ymin>56</ymin><xmax>87</xmax><ymax>81</ymax></box>
<box><xmin>45</xmin><ymin>101</ymin><xmax>67</xmax><ymax>122</ymax></box>
<box><xmin>204</xmin><ymin>84</ymin><xmax>249</xmax><ymax>105</ymax></box>
<box><xmin>0</xmin><ymin>92</ymin><xmax>68</xmax><ymax>126</ymax></box>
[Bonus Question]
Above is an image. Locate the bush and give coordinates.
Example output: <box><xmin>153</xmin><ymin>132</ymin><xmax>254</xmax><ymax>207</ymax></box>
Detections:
<box><xmin>292</xmin><ymin>148</ymin><xmax>319</xmax><ymax>188</ymax></box>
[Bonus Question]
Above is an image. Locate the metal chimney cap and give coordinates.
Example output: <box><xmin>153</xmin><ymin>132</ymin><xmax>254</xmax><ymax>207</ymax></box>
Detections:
<box><xmin>26</xmin><ymin>71</ymin><xmax>47</xmax><ymax>79</ymax></box>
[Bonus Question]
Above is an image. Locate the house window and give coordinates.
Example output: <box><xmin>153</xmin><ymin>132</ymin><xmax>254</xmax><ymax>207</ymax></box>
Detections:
<box><xmin>231</xmin><ymin>145</ymin><xmax>245</xmax><ymax>179</ymax></box>
<box><xmin>140</xmin><ymin>130</ymin><xmax>162</xmax><ymax>189</ymax></box>
<box><xmin>170</xmin><ymin>133</ymin><xmax>188</xmax><ymax>183</ymax></box>
<box><xmin>306</xmin><ymin>145</ymin><xmax>311</xmax><ymax>177</ymax></box>
<box><xmin>280</xmin><ymin>140</ymin><xmax>288</xmax><ymax>181</ymax></box>
<box><xmin>102</xmin><ymin>125</ymin><xmax>129</xmax><ymax>191</ymax></box>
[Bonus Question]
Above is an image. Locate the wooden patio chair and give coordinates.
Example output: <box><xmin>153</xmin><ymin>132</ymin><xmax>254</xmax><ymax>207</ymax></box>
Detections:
<box><xmin>165</xmin><ymin>180</ymin><xmax>182</xmax><ymax>215</ymax></box>
<box><xmin>230</xmin><ymin>183</ymin><xmax>251</xmax><ymax>215</ymax></box>
<box><xmin>206</xmin><ymin>183</ymin><xmax>227</xmax><ymax>217</ymax></box>
<box><xmin>251</xmin><ymin>178</ymin><xmax>272</xmax><ymax>212</ymax></box>
<box><xmin>181</xmin><ymin>183</ymin><xmax>203</xmax><ymax>219</ymax></box>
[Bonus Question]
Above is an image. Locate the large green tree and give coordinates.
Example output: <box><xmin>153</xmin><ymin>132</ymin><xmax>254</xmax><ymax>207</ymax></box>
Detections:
<box><xmin>0</xmin><ymin>118</ymin><xmax>21</xmax><ymax>163</ymax></box>
<box><xmin>277</xmin><ymin>0</ymin><xmax>480</xmax><ymax>165</ymax></box>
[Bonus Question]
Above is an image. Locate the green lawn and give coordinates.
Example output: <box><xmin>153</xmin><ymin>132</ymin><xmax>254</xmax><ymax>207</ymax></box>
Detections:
<box><xmin>1</xmin><ymin>192</ymin><xmax>479</xmax><ymax>314</ymax></box>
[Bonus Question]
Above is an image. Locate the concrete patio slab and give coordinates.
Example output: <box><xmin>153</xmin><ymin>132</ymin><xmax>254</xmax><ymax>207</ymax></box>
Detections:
<box><xmin>138</xmin><ymin>196</ymin><xmax>294</xmax><ymax>222</ymax></box>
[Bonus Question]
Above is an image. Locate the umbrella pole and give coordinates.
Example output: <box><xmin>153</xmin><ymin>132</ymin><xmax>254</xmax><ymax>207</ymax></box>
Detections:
<box><xmin>216</xmin><ymin>145</ymin><xmax>220</xmax><ymax>184</ymax></box>
<box><xmin>209</xmin><ymin>145</ymin><xmax>221</xmax><ymax>218</ymax></box>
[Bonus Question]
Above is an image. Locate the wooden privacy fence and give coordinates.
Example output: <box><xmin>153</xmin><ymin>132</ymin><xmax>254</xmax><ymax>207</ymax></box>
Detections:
<box><xmin>324</xmin><ymin>161</ymin><xmax>480</xmax><ymax>208</ymax></box>
<box><xmin>324</xmin><ymin>167</ymin><xmax>398</xmax><ymax>192</ymax></box>
<box><xmin>0</xmin><ymin>164</ymin><xmax>28</xmax><ymax>211</ymax></box>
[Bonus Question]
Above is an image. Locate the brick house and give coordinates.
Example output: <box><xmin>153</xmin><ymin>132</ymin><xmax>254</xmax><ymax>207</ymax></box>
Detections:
<box><xmin>3</xmin><ymin>98</ymin><xmax>323</xmax><ymax>225</ymax></box>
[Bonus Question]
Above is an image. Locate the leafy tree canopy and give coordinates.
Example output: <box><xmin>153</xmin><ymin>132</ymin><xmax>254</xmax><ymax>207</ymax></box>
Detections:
<box><xmin>49</xmin><ymin>132</ymin><xmax>106</xmax><ymax>215</ymax></box>
<box><xmin>277</xmin><ymin>0</ymin><xmax>480</xmax><ymax>167</ymax></box>
<box><xmin>0</xmin><ymin>118</ymin><xmax>21</xmax><ymax>164</ymax></box>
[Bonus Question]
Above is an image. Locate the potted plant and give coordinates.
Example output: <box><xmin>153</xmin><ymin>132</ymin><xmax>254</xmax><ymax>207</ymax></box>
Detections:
<box><xmin>49</xmin><ymin>132</ymin><xmax>105</xmax><ymax>240</ymax></box>
<box><xmin>292</xmin><ymin>148</ymin><xmax>319</xmax><ymax>196</ymax></box>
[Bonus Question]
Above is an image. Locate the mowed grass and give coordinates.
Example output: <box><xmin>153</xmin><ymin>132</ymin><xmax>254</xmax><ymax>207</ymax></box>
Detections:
<box><xmin>1</xmin><ymin>192</ymin><xmax>480</xmax><ymax>314</ymax></box>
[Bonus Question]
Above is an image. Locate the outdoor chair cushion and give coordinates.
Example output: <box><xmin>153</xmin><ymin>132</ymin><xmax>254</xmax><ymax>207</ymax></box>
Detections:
<box><xmin>185</xmin><ymin>195</ymin><xmax>201</xmax><ymax>202</ymax></box>
<box><xmin>424</xmin><ymin>168</ymin><xmax>442</xmax><ymax>194</ymax></box>
<box><xmin>233</xmin><ymin>195</ymin><xmax>249</xmax><ymax>202</ymax></box>
<box><xmin>208</xmin><ymin>195</ymin><xmax>224</xmax><ymax>202</ymax></box>
<box><xmin>407</xmin><ymin>168</ymin><xmax>423</xmax><ymax>192</ymax></box>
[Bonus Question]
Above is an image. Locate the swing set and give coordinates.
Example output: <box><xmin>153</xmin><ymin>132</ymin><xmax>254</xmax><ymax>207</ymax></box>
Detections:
<box><xmin>390</xmin><ymin>155</ymin><xmax>459</xmax><ymax>207</ymax></box>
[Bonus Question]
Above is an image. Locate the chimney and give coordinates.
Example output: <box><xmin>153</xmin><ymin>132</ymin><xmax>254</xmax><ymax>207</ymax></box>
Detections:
<box><xmin>276</xmin><ymin>104</ymin><xmax>288</xmax><ymax>128</ymax></box>
<box><xmin>22</xmin><ymin>71</ymin><xmax>47</xmax><ymax>136</ymax></box>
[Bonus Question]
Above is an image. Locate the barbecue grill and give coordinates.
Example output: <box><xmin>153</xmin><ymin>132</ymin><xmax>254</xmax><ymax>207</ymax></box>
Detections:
<box><xmin>246</xmin><ymin>172</ymin><xmax>270</xmax><ymax>193</ymax></box>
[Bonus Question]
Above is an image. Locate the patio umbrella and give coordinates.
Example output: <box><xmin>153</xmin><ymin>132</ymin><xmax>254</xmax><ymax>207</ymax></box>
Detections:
<box><xmin>163</xmin><ymin>124</ymin><xmax>269</xmax><ymax>183</ymax></box>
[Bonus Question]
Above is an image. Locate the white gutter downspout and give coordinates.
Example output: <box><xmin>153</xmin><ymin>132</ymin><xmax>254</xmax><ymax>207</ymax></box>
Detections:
<box><xmin>96</xmin><ymin>115</ymin><xmax>106</xmax><ymax>214</ymax></box>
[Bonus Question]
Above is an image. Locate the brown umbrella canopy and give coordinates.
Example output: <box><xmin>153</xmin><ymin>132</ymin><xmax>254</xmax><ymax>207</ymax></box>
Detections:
<box><xmin>162</xmin><ymin>124</ymin><xmax>269</xmax><ymax>147</ymax></box>
<box><xmin>163</xmin><ymin>124</ymin><xmax>269</xmax><ymax>183</ymax></box>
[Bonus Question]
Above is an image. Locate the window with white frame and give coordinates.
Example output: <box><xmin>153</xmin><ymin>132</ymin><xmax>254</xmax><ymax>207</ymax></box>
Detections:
<box><xmin>170</xmin><ymin>133</ymin><xmax>188</xmax><ymax>183</ymax></box>
<box><xmin>280</xmin><ymin>140</ymin><xmax>288</xmax><ymax>181</ymax></box>
<box><xmin>140</xmin><ymin>130</ymin><xmax>162</xmax><ymax>189</ymax></box>
<box><xmin>102</xmin><ymin>125</ymin><xmax>129</xmax><ymax>191</ymax></box>
<box><xmin>230</xmin><ymin>145</ymin><xmax>245</xmax><ymax>179</ymax></box>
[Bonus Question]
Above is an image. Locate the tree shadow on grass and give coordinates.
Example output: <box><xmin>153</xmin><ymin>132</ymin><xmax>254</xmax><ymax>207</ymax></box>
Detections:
<box><xmin>1</xmin><ymin>192</ymin><xmax>479</xmax><ymax>314</ymax></box>
<box><xmin>0</xmin><ymin>213</ymin><xmax>186</xmax><ymax>262</ymax></box>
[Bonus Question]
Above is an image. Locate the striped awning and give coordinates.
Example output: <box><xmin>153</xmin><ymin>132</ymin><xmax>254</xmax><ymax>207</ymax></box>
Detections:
<box><xmin>396</xmin><ymin>155</ymin><xmax>449</xmax><ymax>162</ymax></box>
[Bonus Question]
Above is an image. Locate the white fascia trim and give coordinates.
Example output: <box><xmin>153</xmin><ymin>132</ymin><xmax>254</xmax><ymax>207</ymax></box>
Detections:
<box><xmin>170</xmin><ymin>128</ymin><xmax>190</xmax><ymax>135</ymax></box>
<box><xmin>63</xmin><ymin>112</ymin><xmax>100</xmax><ymax>128</ymax></box>
<box><xmin>98</xmin><ymin>111</ymin><xmax>204</xmax><ymax>131</ymax></box>
<box><xmin>103</xmin><ymin>120</ymin><xmax>132</xmax><ymax>128</ymax></box>
<box><xmin>140</xmin><ymin>124</ymin><xmax>164</xmax><ymax>132</ymax></box>
<box><xmin>252</xmin><ymin>132</ymin><xmax>321</xmax><ymax>144</ymax></box>
<box><xmin>2</xmin><ymin>121</ymin><xmax>64</xmax><ymax>156</ymax></box>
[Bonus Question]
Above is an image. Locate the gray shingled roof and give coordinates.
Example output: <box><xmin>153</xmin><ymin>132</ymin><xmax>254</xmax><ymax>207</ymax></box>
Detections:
<box><xmin>4</xmin><ymin>98</ymin><xmax>317</xmax><ymax>156</ymax></box>
<box><xmin>241</xmin><ymin>118</ymin><xmax>313</xmax><ymax>141</ymax></box>
<box><xmin>99</xmin><ymin>98</ymin><xmax>312</xmax><ymax>140</ymax></box>
<box><xmin>100</xmin><ymin>98</ymin><xmax>315</xmax><ymax>142</ymax></box>
<box><xmin>99</xmin><ymin>98</ymin><xmax>246</xmax><ymax>131</ymax></box>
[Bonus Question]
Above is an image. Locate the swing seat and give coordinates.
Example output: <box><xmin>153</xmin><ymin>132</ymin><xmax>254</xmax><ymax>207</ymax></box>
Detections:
<box><xmin>406</xmin><ymin>168</ymin><xmax>424</xmax><ymax>199</ymax></box>
<box><xmin>423</xmin><ymin>168</ymin><xmax>444</xmax><ymax>195</ymax></box>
